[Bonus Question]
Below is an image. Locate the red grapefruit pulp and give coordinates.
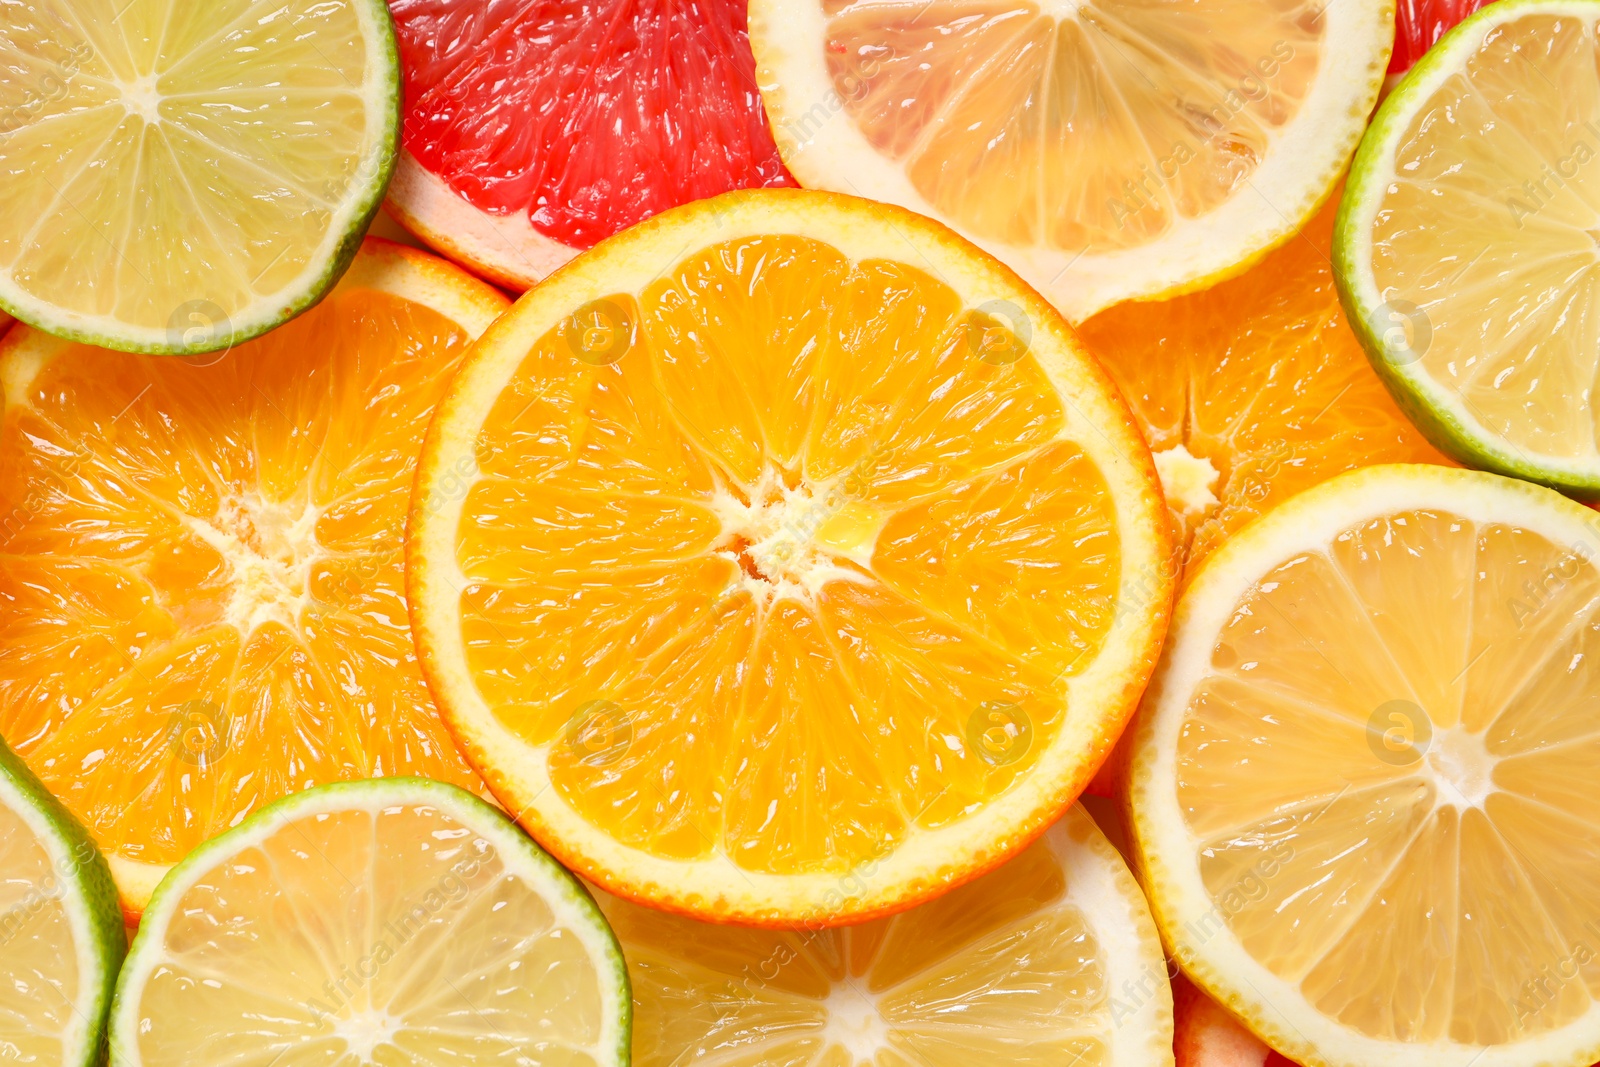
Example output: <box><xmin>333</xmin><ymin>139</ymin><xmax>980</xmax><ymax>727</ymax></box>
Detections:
<box><xmin>388</xmin><ymin>0</ymin><xmax>795</xmax><ymax>288</ymax></box>
<box><xmin>1389</xmin><ymin>0</ymin><xmax>1495</xmax><ymax>76</ymax></box>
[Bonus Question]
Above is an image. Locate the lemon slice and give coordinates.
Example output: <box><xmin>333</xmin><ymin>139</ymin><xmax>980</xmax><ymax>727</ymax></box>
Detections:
<box><xmin>604</xmin><ymin>803</ymin><xmax>1172</xmax><ymax>1067</ymax></box>
<box><xmin>407</xmin><ymin>187</ymin><xmax>1173</xmax><ymax>926</ymax></box>
<box><xmin>1128</xmin><ymin>464</ymin><xmax>1600</xmax><ymax>1067</ymax></box>
<box><xmin>109</xmin><ymin>778</ymin><xmax>630</xmax><ymax>1067</ymax></box>
<box><xmin>0</xmin><ymin>741</ymin><xmax>124</xmax><ymax>1067</ymax></box>
<box><xmin>749</xmin><ymin>0</ymin><xmax>1393</xmax><ymax>321</ymax></box>
<box><xmin>1336</xmin><ymin>0</ymin><xmax>1600</xmax><ymax>497</ymax></box>
<box><xmin>0</xmin><ymin>0</ymin><xmax>399</xmax><ymax>353</ymax></box>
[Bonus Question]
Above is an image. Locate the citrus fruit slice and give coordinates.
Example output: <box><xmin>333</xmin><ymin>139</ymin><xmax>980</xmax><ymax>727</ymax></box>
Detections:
<box><xmin>604</xmin><ymin>804</ymin><xmax>1171</xmax><ymax>1067</ymax></box>
<box><xmin>408</xmin><ymin>188</ymin><xmax>1173</xmax><ymax>925</ymax></box>
<box><xmin>0</xmin><ymin>239</ymin><xmax>508</xmax><ymax>917</ymax></box>
<box><xmin>109</xmin><ymin>778</ymin><xmax>630</xmax><ymax>1067</ymax></box>
<box><xmin>0</xmin><ymin>0</ymin><xmax>400</xmax><ymax>354</ymax></box>
<box><xmin>385</xmin><ymin>0</ymin><xmax>795</xmax><ymax>291</ymax></box>
<box><xmin>1127</xmin><ymin>464</ymin><xmax>1600</xmax><ymax>1067</ymax></box>
<box><xmin>1079</xmin><ymin>192</ymin><xmax>1450</xmax><ymax>574</ymax></box>
<box><xmin>1336</xmin><ymin>0</ymin><xmax>1600</xmax><ymax>498</ymax></box>
<box><xmin>1389</xmin><ymin>0</ymin><xmax>1495</xmax><ymax>78</ymax></box>
<box><xmin>0</xmin><ymin>739</ymin><xmax>124</xmax><ymax>1067</ymax></box>
<box><xmin>748</xmin><ymin>0</ymin><xmax>1394</xmax><ymax>322</ymax></box>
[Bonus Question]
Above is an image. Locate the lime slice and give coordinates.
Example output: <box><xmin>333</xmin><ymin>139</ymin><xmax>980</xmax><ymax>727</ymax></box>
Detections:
<box><xmin>0</xmin><ymin>0</ymin><xmax>400</xmax><ymax>354</ymax></box>
<box><xmin>1335</xmin><ymin>0</ymin><xmax>1600</xmax><ymax>496</ymax></box>
<box><xmin>0</xmin><ymin>741</ymin><xmax>124</xmax><ymax>1067</ymax></box>
<box><xmin>109</xmin><ymin>778</ymin><xmax>631</xmax><ymax>1067</ymax></box>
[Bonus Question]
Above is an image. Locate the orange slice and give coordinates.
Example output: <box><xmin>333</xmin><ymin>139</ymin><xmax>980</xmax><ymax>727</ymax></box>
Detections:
<box><xmin>602</xmin><ymin>804</ymin><xmax>1173</xmax><ymax>1067</ymax></box>
<box><xmin>408</xmin><ymin>188</ymin><xmax>1173</xmax><ymax>925</ymax></box>
<box><xmin>1077</xmin><ymin>193</ymin><xmax>1450</xmax><ymax>575</ymax></box>
<box><xmin>0</xmin><ymin>239</ymin><xmax>509</xmax><ymax>916</ymax></box>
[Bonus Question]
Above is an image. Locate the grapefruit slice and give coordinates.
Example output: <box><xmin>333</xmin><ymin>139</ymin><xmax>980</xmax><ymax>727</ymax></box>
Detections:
<box><xmin>0</xmin><ymin>0</ymin><xmax>399</xmax><ymax>354</ymax></box>
<box><xmin>1078</xmin><ymin>192</ymin><xmax>1450</xmax><ymax>574</ymax></box>
<box><xmin>408</xmin><ymin>188</ymin><xmax>1174</xmax><ymax>926</ymax></box>
<box><xmin>109</xmin><ymin>778</ymin><xmax>631</xmax><ymax>1067</ymax></box>
<box><xmin>385</xmin><ymin>0</ymin><xmax>795</xmax><ymax>291</ymax></box>
<box><xmin>1128</xmin><ymin>464</ymin><xmax>1600</xmax><ymax>1067</ymax></box>
<box><xmin>605</xmin><ymin>804</ymin><xmax>1172</xmax><ymax>1067</ymax></box>
<box><xmin>749</xmin><ymin>0</ymin><xmax>1394</xmax><ymax>321</ymax></box>
<box><xmin>0</xmin><ymin>240</ymin><xmax>508</xmax><ymax>917</ymax></box>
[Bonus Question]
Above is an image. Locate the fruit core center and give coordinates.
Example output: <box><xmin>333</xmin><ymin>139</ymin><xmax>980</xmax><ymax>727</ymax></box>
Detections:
<box><xmin>189</xmin><ymin>492</ymin><xmax>321</xmax><ymax>633</ymax></box>
<box><xmin>713</xmin><ymin>467</ymin><xmax>878</xmax><ymax>604</ymax></box>
<box><xmin>331</xmin><ymin>1007</ymin><xmax>400</xmax><ymax>1063</ymax></box>
<box><xmin>823</xmin><ymin>980</ymin><xmax>890</xmax><ymax>1064</ymax></box>
<box><xmin>1035</xmin><ymin>0</ymin><xmax>1088</xmax><ymax>18</ymax></box>
<box><xmin>1152</xmin><ymin>443</ymin><xmax>1221</xmax><ymax>519</ymax></box>
<box><xmin>1426</xmin><ymin>726</ymin><xmax>1497</xmax><ymax>810</ymax></box>
<box><xmin>121</xmin><ymin>74</ymin><xmax>162</xmax><ymax>123</ymax></box>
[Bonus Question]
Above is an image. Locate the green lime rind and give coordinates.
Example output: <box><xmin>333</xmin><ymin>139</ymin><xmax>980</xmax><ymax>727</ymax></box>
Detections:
<box><xmin>109</xmin><ymin>777</ymin><xmax>631</xmax><ymax>1067</ymax></box>
<box><xmin>1334</xmin><ymin>0</ymin><xmax>1600</xmax><ymax>501</ymax></box>
<box><xmin>0</xmin><ymin>739</ymin><xmax>126</xmax><ymax>1067</ymax></box>
<box><xmin>0</xmin><ymin>0</ymin><xmax>401</xmax><ymax>357</ymax></box>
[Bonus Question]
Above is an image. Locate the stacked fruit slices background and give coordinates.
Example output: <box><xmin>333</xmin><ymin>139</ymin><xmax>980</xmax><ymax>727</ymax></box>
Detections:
<box><xmin>0</xmin><ymin>1</ymin><xmax>1596</xmax><ymax>1067</ymax></box>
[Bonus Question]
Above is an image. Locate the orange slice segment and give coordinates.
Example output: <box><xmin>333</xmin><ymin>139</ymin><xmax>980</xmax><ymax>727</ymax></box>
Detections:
<box><xmin>0</xmin><ymin>240</ymin><xmax>509</xmax><ymax>915</ymax></box>
<box><xmin>1078</xmin><ymin>193</ymin><xmax>1451</xmax><ymax>575</ymax></box>
<box><xmin>409</xmin><ymin>189</ymin><xmax>1173</xmax><ymax>925</ymax></box>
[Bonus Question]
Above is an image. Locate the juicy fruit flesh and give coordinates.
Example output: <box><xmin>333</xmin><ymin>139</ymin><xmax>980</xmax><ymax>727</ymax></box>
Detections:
<box><xmin>0</xmin><ymin>287</ymin><xmax>484</xmax><ymax>872</ymax></box>
<box><xmin>459</xmin><ymin>233</ymin><xmax>1122</xmax><ymax>879</ymax></box>
<box><xmin>1078</xmin><ymin>197</ymin><xmax>1448</xmax><ymax>571</ymax></box>
<box><xmin>1177</xmin><ymin>508</ymin><xmax>1600</xmax><ymax>1046</ymax></box>
<box><xmin>1368</xmin><ymin>12</ymin><xmax>1600</xmax><ymax>464</ymax></box>
<box><xmin>825</xmin><ymin>0</ymin><xmax>1322</xmax><ymax>252</ymax></box>
<box><xmin>392</xmin><ymin>0</ymin><xmax>795</xmax><ymax>250</ymax></box>
<box><xmin>605</xmin><ymin>809</ymin><xmax>1121</xmax><ymax>1067</ymax></box>
<box><xmin>0</xmin><ymin>801</ymin><xmax>81</xmax><ymax>1064</ymax></box>
<box><xmin>0</xmin><ymin>0</ymin><xmax>379</xmax><ymax>331</ymax></box>
<box><xmin>1390</xmin><ymin>0</ymin><xmax>1494</xmax><ymax>73</ymax></box>
<box><xmin>128</xmin><ymin>800</ymin><xmax>608</xmax><ymax>1066</ymax></box>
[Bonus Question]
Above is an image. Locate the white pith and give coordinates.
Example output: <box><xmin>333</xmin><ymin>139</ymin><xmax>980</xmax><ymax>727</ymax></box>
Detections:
<box><xmin>1153</xmin><ymin>444</ymin><xmax>1222</xmax><ymax>520</ymax></box>
<box><xmin>386</xmin><ymin>149</ymin><xmax>579</xmax><ymax>292</ymax></box>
